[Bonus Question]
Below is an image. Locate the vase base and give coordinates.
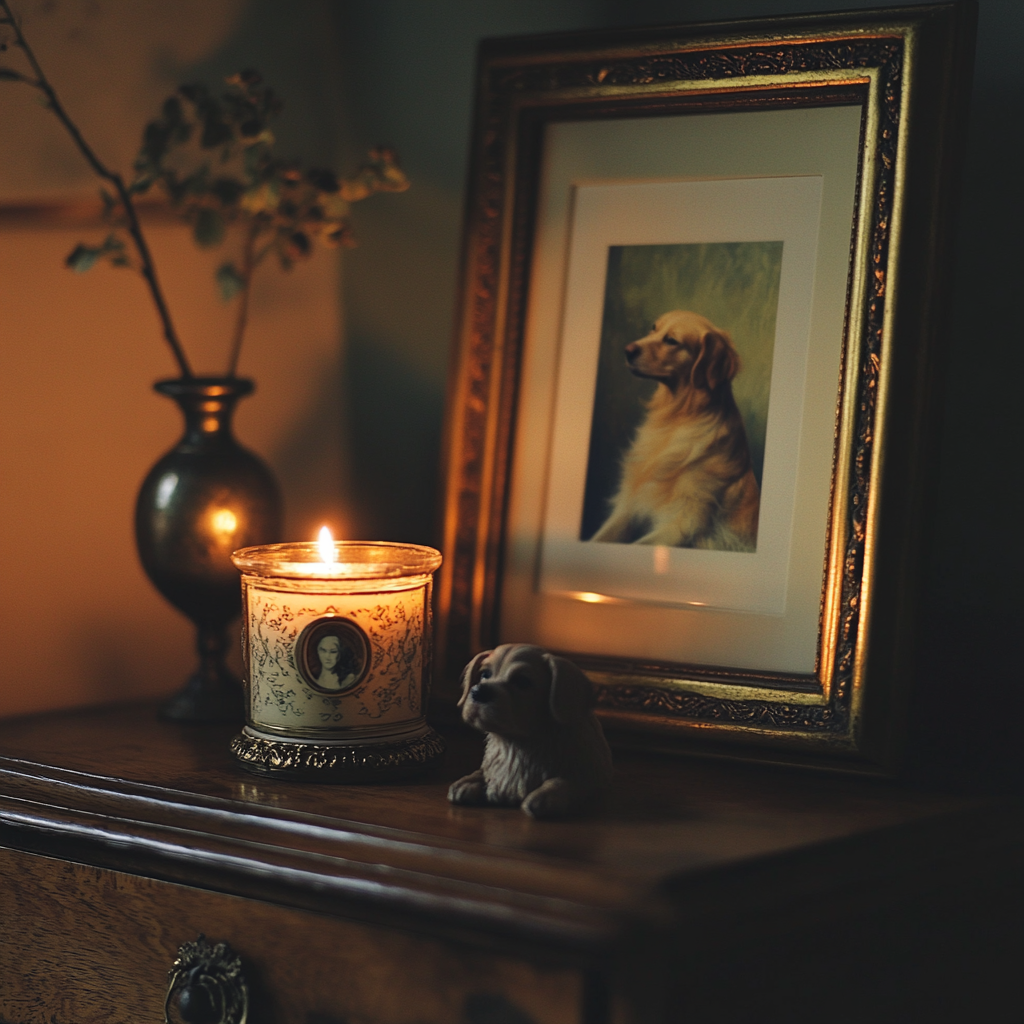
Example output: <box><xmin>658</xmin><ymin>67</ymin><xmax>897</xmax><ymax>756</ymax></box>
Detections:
<box><xmin>160</xmin><ymin>671</ymin><xmax>244</xmax><ymax>723</ymax></box>
<box><xmin>230</xmin><ymin>726</ymin><xmax>446</xmax><ymax>783</ymax></box>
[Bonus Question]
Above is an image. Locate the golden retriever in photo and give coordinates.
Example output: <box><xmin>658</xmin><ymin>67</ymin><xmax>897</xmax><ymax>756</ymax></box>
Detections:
<box><xmin>589</xmin><ymin>310</ymin><xmax>761</xmax><ymax>551</ymax></box>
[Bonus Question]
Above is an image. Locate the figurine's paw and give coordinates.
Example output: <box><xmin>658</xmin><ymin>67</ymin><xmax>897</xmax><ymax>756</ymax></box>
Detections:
<box><xmin>521</xmin><ymin>778</ymin><xmax>575</xmax><ymax>820</ymax></box>
<box><xmin>448</xmin><ymin>771</ymin><xmax>488</xmax><ymax>806</ymax></box>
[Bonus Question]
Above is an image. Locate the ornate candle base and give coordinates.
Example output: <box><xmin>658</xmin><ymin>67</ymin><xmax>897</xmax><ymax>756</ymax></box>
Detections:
<box><xmin>230</xmin><ymin>725</ymin><xmax>445</xmax><ymax>782</ymax></box>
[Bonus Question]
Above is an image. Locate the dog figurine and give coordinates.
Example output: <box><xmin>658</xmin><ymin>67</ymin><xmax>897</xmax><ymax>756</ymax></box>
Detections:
<box><xmin>590</xmin><ymin>309</ymin><xmax>760</xmax><ymax>551</ymax></box>
<box><xmin>447</xmin><ymin>644</ymin><xmax>613</xmax><ymax>819</ymax></box>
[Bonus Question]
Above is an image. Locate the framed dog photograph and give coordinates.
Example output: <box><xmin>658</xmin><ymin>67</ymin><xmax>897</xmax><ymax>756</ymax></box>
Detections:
<box><xmin>437</xmin><ymin>4</ymin><xmax>976</xmax><ymax>771</ymax></box>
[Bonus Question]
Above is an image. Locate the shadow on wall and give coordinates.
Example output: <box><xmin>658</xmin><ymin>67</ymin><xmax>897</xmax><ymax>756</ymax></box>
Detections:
<box><xmin>346</xmin><ymin>340</ymin><xmax>444</xmax><ymax>546</ymax></box>
<box><xmin>332</xmin><ymin>1</ymin><xmax>633</xmax><ymax>547</ymax></box>
<box><xmin>340</xmin><ymin>182</ymin><xmax>459</xmax><ymax>545</ymax></box>
<box><xmin>906</xmin><ymin>35</ymin><xmax>1024</xmax><ymax>790</ymax></box>
<box><xmin>270</xmin><ymin>353</ymin><xmax>351</xmax><ymax>542</ymax></box>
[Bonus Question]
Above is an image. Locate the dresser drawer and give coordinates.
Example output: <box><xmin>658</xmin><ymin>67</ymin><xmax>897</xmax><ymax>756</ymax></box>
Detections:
<box><xmin>0</xmin><ymin>847</ymin><xmax>584</xmax><ymax>1024</ymax></box>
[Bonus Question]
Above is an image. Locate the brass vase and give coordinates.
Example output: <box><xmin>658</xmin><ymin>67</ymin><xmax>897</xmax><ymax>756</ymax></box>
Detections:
<box><xmin>136</xmin><ymin>378</ymin><xmax>283</xmax><ymax>722</ymax></box>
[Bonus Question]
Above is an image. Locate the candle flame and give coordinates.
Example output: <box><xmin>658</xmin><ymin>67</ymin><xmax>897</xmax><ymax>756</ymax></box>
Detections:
<box><xmin>317</xmin><ymin>525</ymin><xmax>336</xmax><ymax>564</ymax></box>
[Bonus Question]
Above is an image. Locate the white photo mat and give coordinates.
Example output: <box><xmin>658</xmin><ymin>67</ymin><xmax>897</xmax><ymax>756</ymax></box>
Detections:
<box><xmin>539</xmin><ymin>175</ymin><xmax>824</xmax><ymax>617</ymax></box>
<box><xmin>500</xmin><ymin>106</ymin><xmax>862</xmax><ymax>675</ymax></box>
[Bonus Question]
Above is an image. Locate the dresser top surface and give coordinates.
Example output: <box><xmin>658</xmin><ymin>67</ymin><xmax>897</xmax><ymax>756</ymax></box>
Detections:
<box><xmin>0</xmin><ymin>701</ymin><xmax>1012</xmax><ymax>951</ymax></box>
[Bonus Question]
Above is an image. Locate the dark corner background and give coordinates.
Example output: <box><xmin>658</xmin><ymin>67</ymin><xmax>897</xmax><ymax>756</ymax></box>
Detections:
<box><xmin>198</xmin><ymin>0</ymin><xmax>1022</xmax><ymax>789</ymax></box>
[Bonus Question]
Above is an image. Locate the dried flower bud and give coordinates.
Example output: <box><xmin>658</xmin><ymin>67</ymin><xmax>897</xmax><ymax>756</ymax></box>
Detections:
<box><xmin>306</xmin><ymin>168</ymin><xmax>340</xmax><ymax>194</ymax></box>
<box><xmin>285</xmin><ymin>231</ymin><xmax>311</xmax><ymax>259</ymax></box>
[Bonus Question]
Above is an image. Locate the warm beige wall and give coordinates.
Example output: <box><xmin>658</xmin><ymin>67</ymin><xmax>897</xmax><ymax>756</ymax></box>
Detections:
<box><xmin>0</xmin><ymin>0</ymin><xmax>350</xmax><ymax>717</ymax></box>
<box><xmin>0</xmin><ymin>221</ymin><xmax>346</xmax><ymax>716</ymax></box>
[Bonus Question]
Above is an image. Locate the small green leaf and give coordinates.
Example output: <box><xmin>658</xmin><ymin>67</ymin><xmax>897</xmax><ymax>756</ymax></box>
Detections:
<box><xmin>66</xmin><ymin>245</ymin><xmax>100</xmax><ymax>273</ymax></box>
<box><xmin>141</xmin><ymin>120</ymin><xmax>170</xmax><ymax>163</ymax></box>
<box><xmin>211</xmin><ymin>177</ymin><xmax>244</xmax><ymax>205</ymax></box>
<box><xmin>193</xmin><ymin>208</ymin><xmax>225</xmax><ymax>247</ymax></box>
<box><xmin>321</xmin><ymin>193</ymin><xmax>350</xmax><ymax>220</ymax></box>
<box><xmin>306</xmin><ymin>167</ymin><xmax>339</xmax><ymax>193</ymax></box>
<box><xmin>178</xmin><ymin>82</ymin><xmax>209</xmax><ymax>105</ymax></box>
<box><xmin>181</xmin><ymin>165</ymin><xmax>211</xmax><ymax>197</ymax></box>
<box><xmin>201</xmin><ymin>113</ymin><xmax>231</xmax><ymax>149</ymax></box>
<box><xmin>100</xmin><ymin>233</ymin><xmax>126</xmax><ymax>255</ymax></box>
<box><xmin>243</xmin><ymin>142</ymin><xmax>267</xmax><ymax>178</ymax></box>
<box><xmin>215</xmin><ymin>262</ymin><xmax>245</xmax><ymax>301</ymax></box>
<box><xmin>165</xmin><ymin>172</ymin><xmax>190</xmax><ymax>205</ymax></box>
<box><xmin>324</xmin><ymin>219</ymin><xmax>354</xmax><ymax>248</ymax></box>
<box><xmin>239</xmin><ymin>180</ymin><xmax>279</xmax><ymax>215</ymax></box>
<box><xmin>285</xmin><ymin>231</ymin><xmax>311</xmax><ymax>259</ymax></box>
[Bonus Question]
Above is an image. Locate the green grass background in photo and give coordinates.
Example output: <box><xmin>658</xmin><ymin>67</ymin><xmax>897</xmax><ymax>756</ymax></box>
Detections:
<box><xmin>579</xmin><ymin>241</ymin><xmax>784</xmax><ymax>540</ymax></box>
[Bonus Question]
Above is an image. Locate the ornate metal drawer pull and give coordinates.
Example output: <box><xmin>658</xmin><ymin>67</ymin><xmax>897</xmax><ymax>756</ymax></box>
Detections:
<box><xmin>165</xmin><ymin>934</ymin><xmax>249</xmax><ymax>1024</ymax></box>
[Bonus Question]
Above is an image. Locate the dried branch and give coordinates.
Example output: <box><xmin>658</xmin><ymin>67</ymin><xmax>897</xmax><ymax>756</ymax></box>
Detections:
<box><xmin>0</xmin><ymin>0</ymin><xmax>192</xmax><ymax>377</ymax></box>
<box><xmin>1</xmin><ymin>6</ymin><xmax>409</xmax><ymax>378</ymax></box>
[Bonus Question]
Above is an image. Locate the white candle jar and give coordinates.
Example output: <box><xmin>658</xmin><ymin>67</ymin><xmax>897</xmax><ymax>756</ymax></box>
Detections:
<box><xmin>229</xmin><ymin>541</ymin><xmax>444</xmax><ymax>780</ymax></box>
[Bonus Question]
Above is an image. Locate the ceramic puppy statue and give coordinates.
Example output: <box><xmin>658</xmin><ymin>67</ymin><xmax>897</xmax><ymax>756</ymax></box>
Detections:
<box><xmin>448</xmin><ymin>644</ymin><xmax>613</xmax><ymax>819</ymax></box>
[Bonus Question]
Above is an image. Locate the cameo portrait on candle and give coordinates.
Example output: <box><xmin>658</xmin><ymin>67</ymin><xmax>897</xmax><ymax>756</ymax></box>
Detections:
<box><xmin>296</xmin><ymin>617</ymin><xmax>371</xmax><ymax>695</ymax></box>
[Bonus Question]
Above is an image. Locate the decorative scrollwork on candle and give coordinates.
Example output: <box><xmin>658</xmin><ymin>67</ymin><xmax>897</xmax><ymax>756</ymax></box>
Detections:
<box><xmin>360</xmin><ymin>600</ymin><xmax>420</xmax><ymax>719</ymax></box>
<box><xmin>246</xmin><ymin>594</ymin><xmax>425</xmax><ymax>730</ymax></box>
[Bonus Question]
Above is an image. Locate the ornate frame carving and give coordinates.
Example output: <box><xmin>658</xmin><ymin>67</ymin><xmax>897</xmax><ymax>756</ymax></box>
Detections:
<box><xmin>437</xmin><ymin>4</ymin><xmax>976</xmax><ymax>771</ymax></box>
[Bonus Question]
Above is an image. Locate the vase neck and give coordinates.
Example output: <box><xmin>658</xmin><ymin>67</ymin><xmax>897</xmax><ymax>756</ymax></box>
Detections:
<box><xmin>155</xmin><ymin>377</ymin><xmax>254</xmax><ymax>446</ymax></box>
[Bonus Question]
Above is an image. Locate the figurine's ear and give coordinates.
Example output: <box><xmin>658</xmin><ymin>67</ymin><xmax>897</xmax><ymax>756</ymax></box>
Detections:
<box><xmin>458</xmin><ymin>650</ymin><xmax>491</xmax><ymax>708</ymax></box>
<box><xmin>543</xmin><ymin>653</ymin><xmax>594</xmax><ymax>725</ymax></box>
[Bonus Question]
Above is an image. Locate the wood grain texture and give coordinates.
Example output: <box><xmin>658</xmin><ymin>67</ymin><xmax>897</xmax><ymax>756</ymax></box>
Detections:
<box><xmin>0</xmin><ymin>702</ymin><xmax>1021</xmax><ymax>1022</ymax></box>
<box><xmin>0</xmin><ymin>847</ymin><xmax>582</xmax><ymax>1024</ymax></box>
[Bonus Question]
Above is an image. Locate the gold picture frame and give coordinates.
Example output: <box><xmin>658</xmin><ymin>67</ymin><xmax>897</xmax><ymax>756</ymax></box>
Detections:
<box><xmin>436</xmin><ymin>3</ymin><xmax>976</xmax><ymax>772</ymax></box>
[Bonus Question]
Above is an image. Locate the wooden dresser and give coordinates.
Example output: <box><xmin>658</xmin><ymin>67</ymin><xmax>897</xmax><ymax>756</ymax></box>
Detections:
<box><xmin>0</xmin><ymin>703</ymin><xmax>1020</xmax><ymax>1023</ymax></box>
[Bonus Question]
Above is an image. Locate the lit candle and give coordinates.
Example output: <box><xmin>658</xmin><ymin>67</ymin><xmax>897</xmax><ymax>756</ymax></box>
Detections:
<box><xmin>229</xmin><ymin>530</ymin><xmax>444</xmax><ymax>781</ymax></box>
